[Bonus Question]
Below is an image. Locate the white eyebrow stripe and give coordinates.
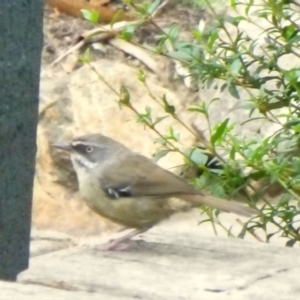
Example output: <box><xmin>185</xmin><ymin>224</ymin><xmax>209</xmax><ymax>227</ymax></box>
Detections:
<box><xmin>71</xmin><ymin>141</ymin><xmax>101</xmax><ymax>148</ymax></box>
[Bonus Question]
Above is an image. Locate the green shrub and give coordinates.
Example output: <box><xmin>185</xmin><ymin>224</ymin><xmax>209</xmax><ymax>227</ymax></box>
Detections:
<box><xmin>85</xmin><ymin>0</ymin><xmax>300</xmax><ymax>245</ymax></box>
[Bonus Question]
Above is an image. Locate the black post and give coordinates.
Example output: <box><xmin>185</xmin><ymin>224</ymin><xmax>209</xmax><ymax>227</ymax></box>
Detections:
<box><xmin>0</xmin><ymin>0</ymin><xmax>43</xmax><ymax>280</ymax></box>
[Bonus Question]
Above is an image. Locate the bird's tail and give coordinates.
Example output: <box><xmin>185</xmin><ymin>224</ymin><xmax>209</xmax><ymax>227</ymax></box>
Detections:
<box><xmin>183</xmin><ymin>194</ymin><xmax>257</xmax><ymax>217</ymax></box>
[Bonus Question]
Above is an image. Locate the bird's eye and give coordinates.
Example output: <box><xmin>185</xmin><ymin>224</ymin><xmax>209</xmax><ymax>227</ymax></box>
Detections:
<box><xmin>86</xmin><ymin>146</ymin><xmax>93</xmax><ymax>153</ymax></box>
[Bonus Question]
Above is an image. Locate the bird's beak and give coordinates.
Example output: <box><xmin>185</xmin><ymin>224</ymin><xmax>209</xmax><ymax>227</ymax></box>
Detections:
<box><xmin>52</xmin><ymin>143</ymin><xmax>72</xmax><ymax>151</ymax></box>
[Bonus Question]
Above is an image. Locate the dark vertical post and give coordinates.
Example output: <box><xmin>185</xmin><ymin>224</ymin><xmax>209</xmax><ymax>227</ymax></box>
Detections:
<box><xmin>0</xmin><ymin>0</ymin><xmax>43</xmax><ymax>280</ymax></box>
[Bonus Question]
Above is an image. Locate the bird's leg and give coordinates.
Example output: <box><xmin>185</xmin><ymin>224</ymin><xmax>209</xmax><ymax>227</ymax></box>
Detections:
<box><xmin>94</xmin><ymin>227</ymin><xmax>151</xmax><ymax>251</ymax></box>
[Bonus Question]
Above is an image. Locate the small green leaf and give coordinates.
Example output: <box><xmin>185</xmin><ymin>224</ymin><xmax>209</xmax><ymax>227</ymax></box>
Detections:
<box><xmin>245</xmin><ymin>0</ymin><xmax>254</xmax><ymax>15</ymax></box>
<box><xmin>257</xmin><ymin>11</ymin><xmax>268</xmax><ymax>19</ymax></box>
<box><xmin>188</xmin><ymin>108</ymin><xmax>204</xmax><ymax>113</ymax></box>
<box><xmin>228</xmin><ymin>85</ymin><xmax>240</xmax><ymax>99</ymax></box>
<box><xmin>137</xmin><ymin>69</ymin><xmax>146</xmax><ymax>83</ymax></box>
<box><xmin>221</xmin><ymin>83</ymin><xmax>227</xmax><ymax>92</ymax></box>
<box><xmin>230</xmin><ymin>101</ymin><xmax>256</xmax><ymax>111</ymax></box>
<box><xmin>110</xmin><ymin>10</ymin><xmax>125</xmax><ymax>25</ymax></box>
<box><xmin>147</xmin><ymin>0</ymin><xmax>160</xmax><ymax>15</ymax></box>
<box><xmin>165</xmin><ymin>127</ymin><xmax>180</xmax><ymax>141</ymax></box>
<box><xmin>193</xmin><ymin>29</ymin><xmax>202</xmax><ymax>39</ymax></box>
<box><xmin>211</xmin><ymin>118</ymin><xmax>230</xmax><ymax>144</ymax></box>
<box><xmin>282</xmin><ymin>24</ymin><xmax>299</xmax><ymax>41</ymax></box>
<box><xmin>168</xmin><ymin>51</ymin><xmax>192</xmax><ymax>61</ymax></box>
<box><xmin>152</xmin><ymin>149</ymin><xmax>170</xmax><ymax>162</ymax></box>
<box><xmin>285</xmin><ymin>118</ymin><xmax>300</xmax><ymax>128</ymax></box>
<box><xmin>241</xmin><ymin>117</ymin><xmax>267</xmax><ymax>126</ymax></box>
<box><xmin>248</xmin><ymin>170</ymin><xmax>267</xmax><ymax>181</ymax></box>
<box><xmin>209</xmin><ymin>168</ymin><xmax>223</xmax><ymax>175</ymax></box>
<box><xmin>162</xmin><ymin>95</ymin><xmax>175</xmax><ymax>114</ymax></box>
<box><xmin>119</xmin><ymin>85</ymin><xmax>131</xmax><ymax>105</ymax></box>
<box><xmin>163</xmin><ymin>25</ymin><xmax>179</xmax><ymax>40</ymax></box>
<box><xmin>207</xmin><ymin>32</ymin><xmax>218</xmax><ymax>50</ymax></box>
<box><xmin>206</xmin><ymin>77</ymin><xmax>214</xmax><ymax>89</ymax></box>
<box><xmin>153</xmin><ymin>115</ymin><xmax>169</xmax><ymax>126</ymax></box>
<box><xmin>136</xmin><ymin>106</ymin><xmax>153</xmax><ymax>125</ymax></box>
<box><xmin>153</xmin><ymin>137</ymin><xmax>167</xmax><ymax>145</ymax></box>
<box><xmin>230</xmin><ymin>0</ymin><xmax>237</xmax><ymax>10</ymax></box>
<box><xmin>188</xmin><ymin>148</ymin><xmax>209</xmax><ymax>166</ymax></box>
<box><xmin>120</xmin><ymin>24</ymin><xmax>135</xmax><ymax>42</ymax></box>
<box><xmin>229</xmin><ymin>146</ymin><xmax>235</xmax><ymax>160</ymax></box>
<box><xmin>230</xmin><ymin>59</ymin><xmax>242</xmax><ymax>77</ymax></box>
<box><xmin>188</xmin><ymin>104</ymin><xmax>207</xmax><ymax>115</ymax></box>
<box><xmin>198</xmin><ymin>218</ymin><xmax>213</xmax><ymax>226</ymax></box>
<box><xmin>237</xmin><ymin>222</ymin><xmax>248</xmax><ymax>239</ymax></box>
<box><xmin>223</xmin><ymin>15</ymin><xmax>238</xmax><ymax>26</ymax></box>
<box><xmin>81</xmin><ymin>9</ymin><xmax>99</xmax><ymax>23</ymax></box>
<box><xmin>80</xmin><ymin>48</ymin><xmax>91</xmax><ymax>63</ymax></box>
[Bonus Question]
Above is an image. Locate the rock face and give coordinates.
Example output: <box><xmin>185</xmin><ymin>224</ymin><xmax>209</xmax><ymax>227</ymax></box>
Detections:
<box><xmin>34</xmin><ymin>60</ymin><xmax>196</xmax><ymax>235</ymax></box>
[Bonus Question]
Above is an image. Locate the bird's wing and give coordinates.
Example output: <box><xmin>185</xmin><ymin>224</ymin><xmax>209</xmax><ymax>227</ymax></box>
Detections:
<box><xmin>99</xmin><ymin>153</ymin><xmax>198</xmax><ymax>199</ymax></box>
<box><xmin>99</xmin><ymin>153</ymin><xmax>257</xmax><ymax>217</ymax></box>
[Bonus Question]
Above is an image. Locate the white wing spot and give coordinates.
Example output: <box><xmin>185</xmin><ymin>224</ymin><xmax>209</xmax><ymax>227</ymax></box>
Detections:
<box><xmin>108</xmin><ymin>188</ymin><xmax>120</xmax><ymax>199</ymax></box>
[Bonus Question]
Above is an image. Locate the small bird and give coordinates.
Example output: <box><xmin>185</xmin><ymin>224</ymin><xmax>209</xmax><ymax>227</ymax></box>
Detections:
<box><xmin>53</xmin><ymin>134</ymin><xmax>256</xmax><ymax>250</ymax></box>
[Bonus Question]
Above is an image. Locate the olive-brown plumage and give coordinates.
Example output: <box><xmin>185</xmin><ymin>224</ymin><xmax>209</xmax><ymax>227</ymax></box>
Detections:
<box><xmin>54</xmin><ymin>134</ymin><xmax>256</xmax><ymax>250</ymax></box>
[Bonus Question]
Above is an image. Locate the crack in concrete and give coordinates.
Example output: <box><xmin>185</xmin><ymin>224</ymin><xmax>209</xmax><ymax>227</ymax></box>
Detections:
<box><xmin>204</xmin><ymin>268</ymin><xmax>290</xmax><ymax>293</ymax></box>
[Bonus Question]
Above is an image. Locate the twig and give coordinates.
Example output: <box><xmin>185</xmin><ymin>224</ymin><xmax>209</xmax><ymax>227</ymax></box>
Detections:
<box><xmin>48</xmin><ymin>0</ymin><xmax>169</xmax><ymax>68</ymax></box>
<box><xmin>48</xmin><ymin>40</ymin><xmax>85</xmax><ymax>68</ymax></box>
<box><xmin>109</xmin><ymin>38</ymin><xmax>158</xmax><ymax>73</ymax></box>
<box><xmin>79</xmin><ymin>20</ymin><xmax>139</xmax><ymax>42</ymax></box>
<box><xmin>48</xmin><ymin>21</ymin><xmax>138</xmax><ymax>68</ymax></box>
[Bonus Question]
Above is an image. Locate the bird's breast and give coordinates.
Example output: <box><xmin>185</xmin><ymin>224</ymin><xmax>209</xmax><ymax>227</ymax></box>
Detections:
<box><xmin>77</xmin><ymin>175</ymin><xmax>189</xmax><ymax>228</ymax></box>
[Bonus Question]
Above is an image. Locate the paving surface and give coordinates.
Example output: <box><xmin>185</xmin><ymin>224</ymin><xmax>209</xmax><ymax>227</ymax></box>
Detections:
<box><xmin>1</xmin><ymin>214</ymin><xmax>299</xmax><ymax>300</ymax></box>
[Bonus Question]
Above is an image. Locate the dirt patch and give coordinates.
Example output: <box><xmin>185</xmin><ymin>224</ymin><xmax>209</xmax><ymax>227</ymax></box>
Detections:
<box><xmin>43</xmin><ymin>2</ymin><xmax>207</xmax><ymax>69</ymax></box>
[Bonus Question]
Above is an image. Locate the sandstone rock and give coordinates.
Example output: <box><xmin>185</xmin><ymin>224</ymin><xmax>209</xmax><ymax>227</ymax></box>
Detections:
<box><xmin>34</xmin><ymin>60</ymin><xmax>196</xmax><ymax>235</ymax></box>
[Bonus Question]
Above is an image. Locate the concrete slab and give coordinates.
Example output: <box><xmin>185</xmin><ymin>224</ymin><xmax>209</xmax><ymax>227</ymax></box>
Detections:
<box><xmin>17</xmin><ymin>230</ymin><xmax>299</xmax><ymax>300</ymax></box>
<box><xmin>0</xmin><ymin>280</ymin><xmax>134</xmax><ymax>300</ymax></box>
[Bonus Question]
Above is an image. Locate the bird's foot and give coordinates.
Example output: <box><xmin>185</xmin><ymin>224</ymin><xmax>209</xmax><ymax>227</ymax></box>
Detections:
<box><xmin>87</xmin><ymin>227</ymin><xmax>150</xmax><ymax>251</ymax></box>
<box><xmin>93</xmin><ymin>238</ymin><xmax>132</xmax><ymax>251</ymax></box>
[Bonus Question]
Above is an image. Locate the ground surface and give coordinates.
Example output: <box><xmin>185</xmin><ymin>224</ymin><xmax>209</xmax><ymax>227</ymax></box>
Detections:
<box><xmin>2</xmin><ymin>224</ymin><xmax>299</xmax><ymax>300</ymax></box>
